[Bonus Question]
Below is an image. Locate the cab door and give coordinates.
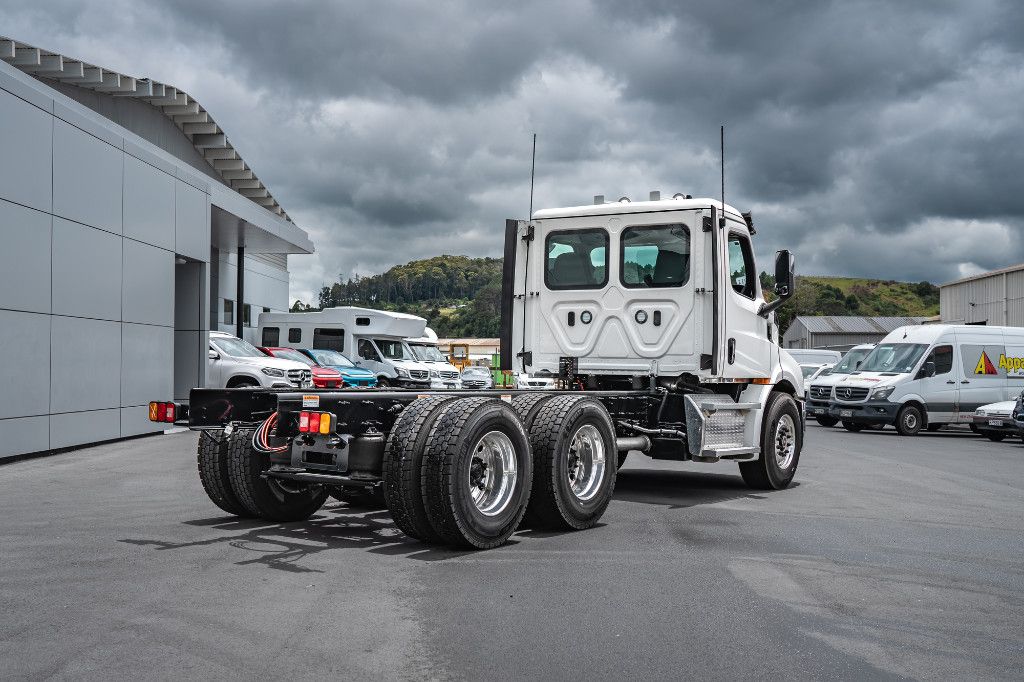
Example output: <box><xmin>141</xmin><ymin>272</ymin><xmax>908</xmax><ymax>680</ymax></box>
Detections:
<box><xmin>521</xmin><ymin>211</ymin><xmax>701</xmax><ymax>376</ymax></box>
<box><xmin>914</xmin><ymin>343</ymin><xmax>957</xmax><ymax>422</ymax></box>
<box><xmin>720</xmin><ymin>227</ymin><xmax>771</xmax><ymax>378</ymax></box>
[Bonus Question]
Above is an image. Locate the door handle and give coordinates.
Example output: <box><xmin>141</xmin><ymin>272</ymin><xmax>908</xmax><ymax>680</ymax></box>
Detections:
<box><xmin>946</xmin><ymin>380</ymin><xmax>956</xmax><ymax>385</ymax></box>
<box><xmin>727</xmin><ymin>338</ymin><xmax>736</xmax><ymax>365</ymax></box>
<box><xmin>961</xmin><ymin>380</ymin><xmax>970</xmax><ymax>384</ymax></box>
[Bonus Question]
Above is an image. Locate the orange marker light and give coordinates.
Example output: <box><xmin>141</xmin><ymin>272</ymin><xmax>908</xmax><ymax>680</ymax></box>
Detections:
<box><xmin>319</xmin><ymin>413</ymin><xmax>331</xmax><ymax>435</ymax></box>
<box><xmin>149</xmin><ymin>402</ymin><xmax>159</xmax><ymax>421</ymax></box>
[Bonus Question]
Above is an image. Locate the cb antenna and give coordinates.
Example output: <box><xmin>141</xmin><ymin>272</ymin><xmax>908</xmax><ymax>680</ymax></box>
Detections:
<box><xmin>720</xmin><ymin>125</ymin><xmax>726</xmax><ymax>228</ymax></box>
<box><xmin>528</xmin><ymin>132</ymin><xmax>537</xmax><ymax>221</ymax></box>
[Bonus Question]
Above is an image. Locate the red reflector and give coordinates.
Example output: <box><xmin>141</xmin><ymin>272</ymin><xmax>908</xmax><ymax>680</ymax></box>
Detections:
<box><xmin>156</xmin><ymin>402</ymin><xmax>167</xmax><ymax>422</ymax></box>
<box><xmin>309</xmin><ymin>412</ymin><xmax>321</xmax><ymax>433</ymax></box>
<box><xmin>165</xmin><ymin>403</ymin><xmax>175</xmax><ymax>422</ymax></box>
<box><xmin>298</xmin><ymin>411</ymin><xmax>310</xmax><ymax>433</ymax></box>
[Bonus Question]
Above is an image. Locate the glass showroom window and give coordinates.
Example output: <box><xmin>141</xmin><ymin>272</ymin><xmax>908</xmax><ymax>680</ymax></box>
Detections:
<box><xmin>223</xmin><ymin>299</ymin><xmax>234</xmax><ymax>326</ymax></box>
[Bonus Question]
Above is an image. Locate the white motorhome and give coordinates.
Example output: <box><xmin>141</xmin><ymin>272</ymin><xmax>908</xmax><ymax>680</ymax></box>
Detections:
<box><xmin>406</xmin><ymin>327</ymin><xmax>463</xmax><ymax>389</ymax></box>
<box><xmin>828</xmin><ymin>324</ymin><xmax>1024</xmax><ymax>435</ymax></box>
<box><xmin>257</xmin><ymin>307</ymin><xmax>434</xmax><ymax>388</ymax></box>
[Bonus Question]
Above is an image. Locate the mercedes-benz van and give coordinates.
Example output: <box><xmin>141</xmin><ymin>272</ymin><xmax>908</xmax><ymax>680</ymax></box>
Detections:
<box><xmin>828</xmin><ymin>324</ymin><xmax>1024</xmax><ymax>435</ymax></box>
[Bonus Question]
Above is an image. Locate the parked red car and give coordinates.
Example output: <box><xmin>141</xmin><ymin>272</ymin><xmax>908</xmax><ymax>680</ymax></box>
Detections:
<box><xmin>259</xmin><ymin>347</ymin><xmax>345</xmax><ymax>388</ymax></box>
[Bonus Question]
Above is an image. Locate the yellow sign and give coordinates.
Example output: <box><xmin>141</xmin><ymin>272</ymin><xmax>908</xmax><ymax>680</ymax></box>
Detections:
<box><xmin>998</xmin><ymin>354</ymin><xmax>1024</xmax><ymax>373</ymax></box>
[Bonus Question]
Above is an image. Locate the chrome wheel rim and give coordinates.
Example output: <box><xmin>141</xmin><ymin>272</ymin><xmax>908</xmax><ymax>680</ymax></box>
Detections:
<box><xmin>774</xmin><ymin>414</ymin><xmax>796</xmax><ymax>470</ymax></box>
<box><xmin>468</xmin><ymin>431</ymin><xmax>518</xmax><ymax>516</ymax></box>
<box><xmin>567</xmin><ymin>424</ymin><xmax>606</xmax><ymax>501</ymax></box>
<box><xmin>904</xmin><ymin>412</ymin><xmax>918</xmax><ymax>429</ymax></box>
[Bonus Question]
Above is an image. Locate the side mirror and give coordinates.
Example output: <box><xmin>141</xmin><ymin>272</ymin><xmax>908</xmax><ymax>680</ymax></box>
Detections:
<box><xmin>758</xmin><ymin>250</ymin><xmax>796</xmax><ymax>318</ymax></box>
<box><xmin>208</xmin><ymin>349</ymin><xmax>219</xmax><ymax>360</ymax></box>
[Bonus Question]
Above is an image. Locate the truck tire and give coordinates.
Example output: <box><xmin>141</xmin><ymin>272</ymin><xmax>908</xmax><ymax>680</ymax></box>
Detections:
<box><xmin>739</xmin><ymin>391</ymin><xmax>801</xmax><ymax>490</ymax></box>
<box><xmin>197</xmin><ymin>431</ymin><xmax>254</xmax><ymax>517</ymax></box>
<box><xmin>381</xmin><ymin>395</ymin><xmax>458</xmax><ymax>542</ymax></box>
<box><xmin>895</xmin><ymin>405</ymin><xmax>924</xmax><ymax>436</ymax></box>
<box><xmin>521</xmin><ymin>395</ymin><xmax>617</xmax><ymax>530</ymax></box>
<box><xmin>226</xmin><ymin>426</ymin><xmax>329</xmax><ymax>522</ymax></box>
<box><xmin>985</xmin><ymin>432</ymin><xmax>1006</xmax><ymax>442</ymax></box>
<box><xmin>815</xmin><ymin>415</ymin><xmax>839</xmax><ymax>427</ymax></box>
<box><xmin>421</xmin><ymin>397</ymin><xmax>533</xmax><ymax>549</ymax></box>
<box><xmin>842</xmin><ymin>421</ymin><xmax>864</xmax><ymax>432</ymax></box>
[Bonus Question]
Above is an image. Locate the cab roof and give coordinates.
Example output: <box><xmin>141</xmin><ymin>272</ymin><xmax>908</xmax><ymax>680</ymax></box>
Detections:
<box><xmin>532</xmin><ymin>196</ymin><xmax>747</xmax><ymax>224</ymax></box>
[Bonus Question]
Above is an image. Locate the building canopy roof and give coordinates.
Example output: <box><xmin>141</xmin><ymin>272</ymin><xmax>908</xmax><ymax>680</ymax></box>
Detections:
<box><xmin>1</xmin><ymin>36</ymin><xmax>292</xmax><ymax>222</ymax></box>
<box><xmin>941</xmin><ymin>263</ymin><xmax>1024</xmax><ymax>288</ymax></box>
<box><xmin>793</xmin><ymin>316</ymin><xmax>927</xmax><ymax>334</ymax></box>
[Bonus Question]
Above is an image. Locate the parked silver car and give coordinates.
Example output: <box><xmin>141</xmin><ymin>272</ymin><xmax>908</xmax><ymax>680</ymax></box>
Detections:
<box><xmin>460</xmin><ymin>366</ymin><xmax>494</xmax><ymax>389</ymax></box>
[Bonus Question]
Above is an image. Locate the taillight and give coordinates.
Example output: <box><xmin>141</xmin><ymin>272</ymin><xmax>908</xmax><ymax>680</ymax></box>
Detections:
<box><xmin>148</xmin><ymin>401</ymin><xmax>178</xmax><ymax>423</ymax></box>
<box><xmin>297</xmin><ymin>411</ymin><xmax>332</xmax><ymax>434</ymax></box>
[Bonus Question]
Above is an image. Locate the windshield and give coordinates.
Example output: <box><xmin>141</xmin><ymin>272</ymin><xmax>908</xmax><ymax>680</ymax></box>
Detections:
<box><xmin>376</xmin><ymin>339</ymin><xmax>413</xmax><ymax>361</ymax></box>
<box><xmin>858</xmin><ymin>343</ymin><xmax>928</xmax><ymax>373</ymax></box>
<box><xmin>213</xmin><ymin>336</ymin><xmax>264</xmax><ymax>358</ymax></box>
<box><xmin>309</xmin><ymin>349</ymin><xmax>355</xmax><ymax>367</ymax></box>
<box><xmin>462</xmin><ymin>367</ymin><xmax>489</xmax><ymax>376</ymax></box>
<box><xmin>832</xmin><ymin>347</ymin><xmax>873</xmax><ymax>374</ymax></box>
<box><xmin>801</xmin><ymin>365</ymin><xmax>820</xmax><ymax>378</ymax></box>
<box><xmin>270</xmin><ymin>348</ymin><xmax>313</xmax><ymax>366</ymax></box>
<box><xmin>410</xmin><ymin>344</ymin><xmax>446</xmax><ymax>362</ymax></box>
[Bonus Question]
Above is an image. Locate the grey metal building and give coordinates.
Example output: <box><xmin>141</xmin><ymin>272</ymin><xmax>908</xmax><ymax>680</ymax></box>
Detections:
<box><xmin>0</xmin><ymin>38</ymin><xmax>313</xmax><ymax>460</ymax></box>
<box><xmin>782</xmin><ymin>316</ymin><xmax>927</xmax><ymax>350</ymax></box>
<box><xmin>940</xmin><ymin>264</ymin><xmax>1024</xmax><ymax>326</ymax></box>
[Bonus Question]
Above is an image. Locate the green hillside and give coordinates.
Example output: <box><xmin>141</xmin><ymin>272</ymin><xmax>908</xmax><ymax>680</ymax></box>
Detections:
<box><xmin>299</xmin><ymin>258</ymin><xmax>940</xmax><ymax>338</ymax></box>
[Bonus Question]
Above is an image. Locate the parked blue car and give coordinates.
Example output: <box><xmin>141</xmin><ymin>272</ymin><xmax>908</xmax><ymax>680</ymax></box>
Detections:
<box><xmin>298</xmin><ymin>348</ymin><xmax>378</xmax><ymax>388</ymax></box>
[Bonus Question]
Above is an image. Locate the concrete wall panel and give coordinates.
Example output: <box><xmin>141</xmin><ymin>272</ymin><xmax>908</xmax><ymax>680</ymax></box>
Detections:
<box><xmin>0</xmin><ymin>310</ymin><xmax>50</xmax><ymax>420</ymax></box>
<box><xmin>51</xmin><ymin>217</ymin><xmax>122</xmax><ymax>321</ymax></box>
<box><xmin>175</xmin><ymin>181</ymin><xmax>209</xmax><ymax>261</ymax></box>
<box><xmin>122</xmin><ymin>239</ymin><xmax>174</xmax><ymax>327</ymax></box>
<box><xmin>50</xmin><ymin>408</ymin><xmax>120</xmax><ymax>450</ymax></box>
<box><xmin>120</xmin><ymin>405</ymin><xmax>167</xmax><ymax>438</ymax></box>
<box><xmin>123</xmin><ymin>154</ymin><xmax>175</xmax><ymax>250</ymax></box>
<box><xmin>52</xmin><ymin>119</ymin><xmax>123</xmax><ymax>234</ymax></box>
<box><xmin>0</xmin><ymin>416</ymin><xmax>49</xmax><ymax>461</ymax></box>
<box><xmin>0</xmin><ymin>88</ymin><xmax>52</xmax><ymax>213</ymax></box>
<box><xmin>121</xmin><ymin>323</ymin><xmax>174</xmax><ymax>407</ymax></box>
<box><xmin>0</xmin><ymin>200</ymin><xmax>51</xmax><ymax>314</ymax></box>
<box><xmin>51</xmin><ymin>316</ymin><xmax>121</xmax><ymax>413</ymax></box>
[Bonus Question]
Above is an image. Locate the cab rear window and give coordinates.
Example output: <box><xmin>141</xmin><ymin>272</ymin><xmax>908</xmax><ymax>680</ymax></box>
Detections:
<box><xmin>545</xmin><ymin>229</ymin><xmax>608</xmax><ymax>290</ymax></box>
<box><xmin>621</xmin><ymin>224</ymin><xmax>690</xmax><ymax>288</ymax></box>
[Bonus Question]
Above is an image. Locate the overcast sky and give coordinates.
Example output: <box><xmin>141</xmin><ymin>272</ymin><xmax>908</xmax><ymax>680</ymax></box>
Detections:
<box><xmin>4</xmin><ymin>0</ymin><xmax>1023</xmax><ymax>303</ymax></box>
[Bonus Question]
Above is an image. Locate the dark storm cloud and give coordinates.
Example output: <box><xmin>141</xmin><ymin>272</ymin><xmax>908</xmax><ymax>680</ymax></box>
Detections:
<box><xmin>4</xmin><ymin>0</ymin><xmax>1024</xmax><ymax>299</ymax></box>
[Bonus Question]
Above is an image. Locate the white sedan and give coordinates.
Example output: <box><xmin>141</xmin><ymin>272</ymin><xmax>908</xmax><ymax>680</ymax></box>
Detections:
<box><xmin>515</xmin><ymin>373</ymin><xmax>556</xmax><ymax>390</ymax></box>
<box><xmin>972</xmin><ymin>400</ymin><xmax>1022</xmax><ymax>442</ymax></box>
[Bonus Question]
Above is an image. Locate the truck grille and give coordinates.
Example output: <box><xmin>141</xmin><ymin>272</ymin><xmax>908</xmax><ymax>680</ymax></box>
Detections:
<box><xmin>409</xmin><ymin>369</ymin><xmax>428</xmax><ymax>380</ymax></box>
<box><xmin>439</xmin><ymin>370</ymin><xmax>459</xmax><ymax>380</ymax></box>
<box><xmin>288</xmin><ymin>369</ymin><xmax>312</xmax><ymax>387</ymax></box>
<box><xmin>834</xmin><ymin>386</ymin><xmax>869</xmax><ymax>402</ymax></box>
<box><xmin>809</xmin><ymin>385</ymin><xmax>831</xmax><ymax>400</ymax></box>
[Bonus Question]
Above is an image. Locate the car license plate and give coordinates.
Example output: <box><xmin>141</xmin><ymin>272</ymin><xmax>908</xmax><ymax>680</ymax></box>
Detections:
<box><xmin>840</xmin><ymin>409</ymin><xmax>853</xmax><ymax>417</ymax></box>
<box><xmin>812</xmin><ymin>408</ymin><xmax>825</xmax><ymax>415</ymax></box>
<box><xmin>988</xmin><ymin>419</ymin><xmax>1004</xmax><ymax>426</ymax></box>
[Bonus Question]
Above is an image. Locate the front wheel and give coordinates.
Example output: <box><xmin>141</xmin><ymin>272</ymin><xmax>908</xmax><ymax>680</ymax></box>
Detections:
<box><xmin>895</xmin><ymin>405</ymin><xmax>924</xmax><ymax>436</ymax></box>
<box><xmin>842</xmin><ymin>421</ymin><xmax>865</xmax><ymax>432</ymax></box>
<box><xmin>377</xmin><ymin>377</ymin><xmax>392</xmax><ymax>387</ymax></box>
<box><xmin>815</xmin><ymin>415</ymin><xmax>839</xmax><ymax>427</ymax></box>
<box><xmin>986</xmin><ymin>432</ymin><xmax>1006</xmax><ymax>442</ymax></box>
<box><xmin>739</xmin><ymin>392</ymin><xmax>801</xmax><ymax>490</ymax></box>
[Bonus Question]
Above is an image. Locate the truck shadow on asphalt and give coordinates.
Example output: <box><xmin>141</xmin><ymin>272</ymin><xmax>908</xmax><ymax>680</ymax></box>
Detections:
<box><xmin>120</xmin><ymin>500</ymin><xmax>518</xmax><ymax>570</ymax></box>
<box><xmin>613</xmin><ymin>468</ymin><xmax>785</xmax><ymax>509</ymax></box>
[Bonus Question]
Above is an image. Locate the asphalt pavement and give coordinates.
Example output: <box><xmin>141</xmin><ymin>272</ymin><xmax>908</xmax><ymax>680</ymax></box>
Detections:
<box><xmin>1</xmin><ymin>424</ymin><xmax>1023</xmax><ymax>680</ymax></box>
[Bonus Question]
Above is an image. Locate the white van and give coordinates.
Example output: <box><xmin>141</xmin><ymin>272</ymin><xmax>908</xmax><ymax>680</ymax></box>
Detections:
<box><xmin>784</xmin><ymin>348</ymin><xmax>843</xmax><ymax>365</ymax></box>
<box><xmin>828</xmin><ymin>324</ymin><xmax>1024</xmax><ymax>435</ymax></box>
<box><xmin>804</xmin><ymin>343</ymin><xmax>876</xmax><ymax>426</ymax></box>
<box><xmin>257</xmin><ymin>307</ymin><xmax>434</xmax><ymax>388</ymax></box>
<box><xmin>406</xmin><ymin>327</ymin><xmax>463</xmax><ymax>389</ymax></box>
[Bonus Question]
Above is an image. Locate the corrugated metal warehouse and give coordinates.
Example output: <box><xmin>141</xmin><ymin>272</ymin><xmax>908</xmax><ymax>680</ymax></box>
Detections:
<box><xmin>940</xmin><ymin>263</ymin><xmax>1024</xmax><ymax>326</ymax></box>
<box><xmin>782</xmin><ymin>316</ymin><xmax>927</xmax><ymax>350</ymax></box>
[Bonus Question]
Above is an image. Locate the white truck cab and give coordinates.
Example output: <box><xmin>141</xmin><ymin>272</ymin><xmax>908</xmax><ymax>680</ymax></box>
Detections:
<box><xmin>502</xmin><ymin>194</ymin><xmax>805</xmax><ymax>486</ymax></box>
<box><xmin>407</xmin><ymin>327</ymin><xmax>463</xmax><ymax>389</ymax></box>
<box><xmin>257</xmin><ymin>307</ymin><xmax>434</xmax><ymax>388</ymax></box>
<box><xmin>829</xmin><ymin>324</ymin><xmax>1024</xmax><ymax>435</ymax></box>
<box><xmin>207</xmin><ymin>331</ymin><xmax>312</xmax><ymax>389</ymax></box>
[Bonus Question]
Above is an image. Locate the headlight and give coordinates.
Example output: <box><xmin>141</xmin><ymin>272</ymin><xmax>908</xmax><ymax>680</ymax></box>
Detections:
<box><xmin>396</xmin><ymin>367</ymin><xmax>410</xmax><ymax>378</ymax></box>
<box><xmin>261</xmin><ymin>367</ymin><xmax>286</xmax><ymax>377</ymax></box>
<box><xmin>429</xmin><ymin>370</ymin><xmax>439</xmax><ymax>378</ymax></box>
<box><xmin>871</xmin><ymin>386</ymin><xmax>895</xmax><ymax>401</ymax></box>
<box><xmin>975</xmin><ymin>409</ymin><xmax>986</xmax><ymax>417</ymax></box>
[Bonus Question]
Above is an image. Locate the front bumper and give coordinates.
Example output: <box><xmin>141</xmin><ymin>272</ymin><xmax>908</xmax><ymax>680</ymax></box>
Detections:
<box><xmin>828</xmin><ymin>400</ymin><xmax>900</xmax><ymax>425</ymax></box>
<box><xmin>970</xmin><ymin>414</ymin><xmax>1022</xmax><ymax>436</ymax></box>
<box><xmin>429</xmin><ymin>378</ymin><xmax>463</xmax><ymax>389</ymax></box>
<box><xmin>805</xmin><ymin>398</ymin><xmax>831</xmax><ymax>418</ymax></box>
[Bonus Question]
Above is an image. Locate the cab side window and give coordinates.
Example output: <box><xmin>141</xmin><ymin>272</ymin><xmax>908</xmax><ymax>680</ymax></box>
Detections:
<box><xmin>358</xmin><ymin>339</ymin><xmax>380</xmax><ymax>362</ymax></box>
<box><xmin>727</xmin><ymin>233</ymin><xmax>757</xmax><ymax>299</ymax></box>
<box><xmin>926</xmin><ymin>345</ymin><xmax>953</xmax><ymax>376</ymax></box>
